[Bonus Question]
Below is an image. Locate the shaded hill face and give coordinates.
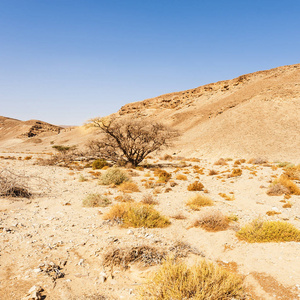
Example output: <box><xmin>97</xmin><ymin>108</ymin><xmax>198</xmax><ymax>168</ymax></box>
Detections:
<box><xmin>116</xmin><ymin>64</ymin><xmax>300</xmax><ymax>162</ymax></box>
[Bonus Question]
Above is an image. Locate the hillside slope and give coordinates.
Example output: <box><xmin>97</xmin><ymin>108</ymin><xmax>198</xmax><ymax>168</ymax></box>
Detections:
<box><xmin>117</xmin><ymin>64</ymin><xmax>300</xmax><ymax>162</ymax></box>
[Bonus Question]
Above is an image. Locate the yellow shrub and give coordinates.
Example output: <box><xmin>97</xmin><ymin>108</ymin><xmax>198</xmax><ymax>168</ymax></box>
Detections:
<box><xmin>236</xmin><ymin>219</ymin><xmax>300</xmax><ymax>242</ymax></box>
<box><xmin>176</xmin><ymin>174</ymin><xmax>187</xmax><ymax>180</ymax></box>
<box><xmin>104</xmin><ymin>203</ymin><xmax>170</xmax><ymax>228</ymax></box>
<box><xmin>138</xmin><ymin>258</ymin><xmax>245</xmax><ymax>300</ymax></box>
<box><xmin>187</xmin><ymin>181</ymin><xmax>204</xmax><ymax>191</ymax></box>
<box><xmin>117</xmin><ymin>182</ymin><xmax>140</xmax><ymax>193</ymax></box>
<box><xmin>186</xmin><ymin>194</ymin><xmax>213</xmax><ymax>210</ymax></box>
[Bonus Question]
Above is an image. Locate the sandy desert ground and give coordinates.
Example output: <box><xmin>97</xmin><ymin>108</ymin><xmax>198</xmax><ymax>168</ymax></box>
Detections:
<box><xmin>0</xmin><ymin>151</ymin><xmax>299</xmax><ymax>300</ymax></box>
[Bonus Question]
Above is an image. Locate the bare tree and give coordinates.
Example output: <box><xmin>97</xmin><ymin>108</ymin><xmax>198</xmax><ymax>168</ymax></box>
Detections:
<box><xmin>87</xmin><ymin>117</ymin><xmax>179</xmax><ymax>166</ymax></box>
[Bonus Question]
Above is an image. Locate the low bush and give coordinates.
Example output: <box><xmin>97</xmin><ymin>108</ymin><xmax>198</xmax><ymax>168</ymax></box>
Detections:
<box><xmin>267</xmin><ymin>183</ymin><xmax>289</xmax><ymax>196</ymax></box>
<box><xmin>236</xmin><ymin>219</ymin><xmax>300</xmax><ymax>242</ymax></box>
<box><xmin>82</xmin><ymin>193</ymin><xmax>111</xmax><ymax>207</ymax></box>
<box><xmin>104</xmin><ymin>203</ymin><xmax>171</xmax><ymax>228</ymax></box>
<box><xmin>270</xmin><ymin>175</ymin><xmax>300</xmax><ymax>195</ymax></box>
<box><xmin>284</xmin><ymin>164</ymin><xmax>300</xmax><ymax>180</ymax></box>
<box><xmin>117</xmin><ymin>182</ymin><xmax>140</xmax><ymax>193</ymax></box>
<box><xmin>229</xmin><ymin>168</ymin><xmax>242</xmax><ymax>177</ymax></box>
<box><xmin>92</xmin><ymin>159</ymin><xmax>108</xmax><ymax>170</ymax></box>
<box><xmin>141</xmin><ymin>194</ymin><xmax>158</xmax><ymax>205</ymax></box>
<box><xmin>187</xmin><ymin>181</ymin><xmax>204</xmax><ymax>191</ymax></box>
<box><xmin>154</xmin><ymin>169</ymin><xmax>172</xmax><ymax>183</ymax></box>
<box><xmin>103</xmin><ymin>245</ymin><xmax>165</xmax><ymax>269</ymax></box>
<box><xmin>193</xmin><ymin>210</ymin><xmax>230</xmax><ymax>231</ymax></box>
<box><xmin>214</xmin><ymin>158</ymin><xmax>228</xmax><ymax>166</ymax></box>
<box><xmin>208</xmin><ymin>169</ymin><xmax>218</xmax><ymax>175</ymax></box>
<box><xmin>100</xmin><ymin>167</ymin><xmax>129</xmax><ymax>185</ymax></box>
<box><xmin>138</xmin><ymin>258</ymin><xmax>246</xmax><ymax>300</ymax></box>
<box><xmin>186</xmin><ymin>194</ymin><xmax>213</xmax><ymax>211</ymax></box>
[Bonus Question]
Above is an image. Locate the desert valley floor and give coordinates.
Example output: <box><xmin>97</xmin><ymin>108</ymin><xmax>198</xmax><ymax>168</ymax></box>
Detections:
<box><xmin>0</xmin><ymin>152</ymin><xmax>299</xmax><ymax>299</ymax></box>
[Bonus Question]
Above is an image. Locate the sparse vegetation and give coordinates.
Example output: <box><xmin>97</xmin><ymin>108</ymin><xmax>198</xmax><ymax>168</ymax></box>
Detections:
<box><xmin>176</xmin><ymin>174</ymin><xmax>187</xmax><ymax>180</ymax></box>
<box><xmin>229</xmin><ymin>168</ymin><xmax>242</xmax><ymax>177</ymax></box>
<box><xmin>100</xmin><ymin>167</ymin><xmax>129</xmax><ymax>186</ymax></box>
<box><xmin>92</xmin><ymin>159</ymin><xmax>108</xmax><ymax>170</ymax></box>
<box><xmin>154</xmin><ymin>169</ymin><xmax>171</xmax><ymax>183</ymax></box>
<box><xmin>138</xmin><ymin>258</ymin><xmax>246</xmax><ymax>300</ymax></box>
<box><xmin>0</xmin><ymin>169</ymin><xmax>31</xmax><ymax>198</ymax></box>
<box><xmin>186</xmin><ymin>194</ymin><xmax>213</xmax><ymax>210</ymax></box>
<box><xmin>214</xmin><ymin>158</ymin><xmax>228</xmax><ymax>166</ymax></box>
<box><xmin>82</xmin><ymin>193</ymin><xmax>111</xmax><ymax>207</ymax></box>
<box><xmin>193</xmin><ymin>210</ymin><xmax>230</xmax><ymax>231</ymax></box>
<box><xmin>141</xmin><ymin>194</ymin><xmax>158</xmax><ymax>205</ymax></box>
<box><xmin>104</xmin><ymin>203</ymin><xmax>171</xmax><ymax>228</ymax></box>
<box><xmin>236</xmin><ymin>219</ymin><xmax>300</xmax><ymax>242</ymax></box>
<box><xmin>269</xmin><ymin>175</ymin><xmax>300</xmax><ymax>195</ymax></box>
<box><xmin>87</xmin><ymin>117</ymin><xmax>179</xmax><ymax>166</ymax></box>
<box><xmin>187</xmin><ymin>181</ymin><xmax>204</xmax><ymax>191</ymax></box>
<box><xmin>267</xmin><ymin>183</ymin><xmax>289</xmax><ymax>196</ymax></box>
<box><xmin>117</xmin><ymin>181</ymin><xmax>140</xmax><ymax>193</ymax></box>
<box><xmin>103</xmin><ymin>245</ymin><xmax>165</xmax><ymax>268</ymax></box>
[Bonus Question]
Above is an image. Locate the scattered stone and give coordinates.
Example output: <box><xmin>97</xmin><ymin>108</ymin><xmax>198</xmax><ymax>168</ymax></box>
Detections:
<box><xmin>22</xmin><ymin>285</ymin><xmax>43</xmax><ymax>300</ymax></box>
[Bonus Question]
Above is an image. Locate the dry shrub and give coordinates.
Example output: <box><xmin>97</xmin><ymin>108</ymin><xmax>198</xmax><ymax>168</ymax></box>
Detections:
<box><xmin>249</xmin><ymin>157</ymin><xmax>267</xmax><ymax>164</ymax></box>
<box><xmin>117</xmin><ymin>182</ymin><xmax>140</xmax><ymax>193</ymax></box>
<box><xmin>104</xmin><ymin>203</ymin><xmax>171</xmax><ymax>228</ymax></box>
<box><xmin>141</xmin><ymin>194</ymin><xmax>158</xmax><ymax>205</ymax></box>
<box><xmin>24</xmin><ymin>156</ymin><xmax>32</xmax><ymax>160</ymax></box>
<box><xmin>161</xmin><ymin>154</ymin><xmax>172</xmax><ymax>160</ymax></box>
<box><xmin>171</xmin><ymin>213</ymin><xmax>187</xmax><ymax>220</ymax></box>
<box><xmin>282</xmin><ymin>202</ymin><xmax>292</xmax><ymax>208</ymax></box>
<box><xmin>266</xmin><ymin>211</ymin><xmax>281</xmax><ymax>216</ymax></box>
<box><xmin>208</xmin><ymin>169</ymin><xmax>218</xmax><ymax>175</ymax></box>
<box><xmin>103</xmin><ymin>245</ymin><xmax>165</xmax><ymax>269</ymax></box>
<box><xmin>283</xmin><ymin>164</ymin><xmax>300</xmax><ymax>180</ymax></box>
<box><xmin>193</xmin><ymin>210</ymin><xmax>230</xmax><ymax>232</ymax></box>
<box><xmin>236</xmin><ymin>219</ymin><xmax>300</xmax><ymax>242</ymax></box>
<box><xmin>138</xmin><ymin>258</ymin><xmax>246</xmax><ymax>300</ymax></box>
<box><xmin>187</xmin><ymin>181</ymin><xmax>204</xmax><ymax>191</ymax></box>
<box><xmin>82</xmin><ymin>193</ymin><xmax>111</xmax><ymax>207</ymax></box>
<box><xmin>0</xmin><ymin>169</ymin><xmax>31</xmax><ymax>198</ymax></box>
<box><xmin>92</xmin><ymin>159</ymin><xmax>108</xmax><ymax>170</ymax></box>
<box><xmin>273</xmin><ymin>175</ymin><xmax>300</xmax><ymax>195</ymax></box>
<box><xmin>100</xmin><ymin>167</ymin><xmax>129</xmax><ymax>185</ymax></box>
<box><xmin>176</xmin><ymin>174</ymin><xmax>187</xmax><ymax>180</ymax></box>
<box><xmin>267</xmin><ymin>183</ymin><xmax>289</xmax><ymax>196</ymax></box>
<box><xmin>229</xmin><ymin>168</ymin><xmax>242</xmax><ymax>177</ymax></box>
<box><xmin>169</xmin><ymin>241</ymin><xmax>202</xmax><ymax>258</ymax></box>
<box><xmin>154</xmin><ymin>169</ymin><xmax>171</xmax><ymax>183</ymax></box>
<box><xmin>114</xmin><ymin>194</ymin><xmax>133</xmax><ymax>202</ymax></box>
<box><xmin>143</xmin><ymin>180</ymin><xmax>155</xmax><ymax>189</ymax></box>
<box><xmin>186</xmin><ymin>194</ymin><xmax>213</xmax><ymax>210</ymax></box>
<box><xmin>214</xmin><ymin>158</ymin><xmax>228</xmax><ymax>166</ymax></box>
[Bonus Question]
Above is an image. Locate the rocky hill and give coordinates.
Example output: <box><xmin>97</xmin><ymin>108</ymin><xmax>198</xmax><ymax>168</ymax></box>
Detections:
<box><xmin>117</xmin><ymin>63</ymin><xmax>300</xmax><ymax>162</ymax></box>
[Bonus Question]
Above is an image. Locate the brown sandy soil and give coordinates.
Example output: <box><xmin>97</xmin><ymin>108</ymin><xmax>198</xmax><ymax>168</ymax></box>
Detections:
<box><xmin>0</xmin><ymin>153</ymin><xmax>299</xmax><ymax>299</ymax></box>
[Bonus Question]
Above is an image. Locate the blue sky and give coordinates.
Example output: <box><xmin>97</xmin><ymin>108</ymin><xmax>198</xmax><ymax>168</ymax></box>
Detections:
<box><xmin>1</xmin><ymin>0</ymin><xmax>299</xmax><ymax>125</ymax></box>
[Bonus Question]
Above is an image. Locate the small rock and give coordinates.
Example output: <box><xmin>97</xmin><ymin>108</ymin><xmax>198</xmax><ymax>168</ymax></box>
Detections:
<box><xmin>100</xmin><ymin>271</ymin><xmax>107</xmax><ymax>283</ymax></box>
<box><xmin>22</xmin><ymin>285</ymin><xmax>43</xmax><ymax>300</ymax></box>
<box><xmin>78</xmin><ymin>259</ymin><xmax>84</xmax><ymax>266</ymax></box>
<box><xmin>127</xmin><ymin>229</ymin><xmax>134</xmax><ymax>235</ymax></box>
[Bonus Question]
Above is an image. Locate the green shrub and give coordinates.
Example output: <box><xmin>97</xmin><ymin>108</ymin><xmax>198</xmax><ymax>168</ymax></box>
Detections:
<box><xmin>138</xmin><ymin>258</ymin><xmax>245</xmax><ymax>300</ymax></box>
<box><xmin>92</xmin><ymin>159</ymin><xmax>107</xmax><ymax>170</ymax></box>
<box><xmin>82</xmin><ymin>193</ymin><xmax>111</xmax><ymax>207</ymax></box>
<box><xmin>236</xmin><ymin>219</ymin><xmax>300</xmax><ymax>242</ymax></box>
<box><xmin>104</xmin><ymin>203</ymin><xmax>171</xmax><ymax>228</ymax></box>
<box><xmin>100</xmin><ymin>167</ymin><xmax>129</xmax><ymax>185</ymax></box>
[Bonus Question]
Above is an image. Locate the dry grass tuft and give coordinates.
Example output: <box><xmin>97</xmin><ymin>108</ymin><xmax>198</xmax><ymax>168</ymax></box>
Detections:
<box><xmin>193</xmin><ymin>210</ymin><xmax>230</xmax><ymax>231</ymax></box>
<box><xmin>82</xmin><ymin>193</ymin><xmax>111</xmax><ymax>207</ymax></box>
<box><xmin>114</xmin><ymin>194</ymin><xmax>133</xmax><ymax>202</ymax></box>
<box><xmin>92</xmin><ymin>159</ymin><xmax>108</xmax><ymax>170</ymax></box>
<box><xmin>267</xmin><ymin>183</ymin><xmax>289</xmax><ymax>196</ymax></box>
<box><xmin>229</xmin><ymin>168</ymin><xmax>242</xmax><ymax>177</ymax></box>
<box><xmin>100</xmin><ymin>167</ymin><xmax>129</xmax><ymax>186</ymax></box>
<box><xmin>236</xmin><ymin>219</ymin><xmax>300</xmax><ymax>242</ymax></box>
<box><xmin>208</xmin><ymin>169</ymin><xmax>218</xmax><ymax>175</ymax></box>
<box><xmin>117</xmin><ymin>182</ymin><xmax>140</xmax><ymax>193</ymax></box>
<box><xmin>175</xmin><ymin>174</ymin><xmax>187</xmax><ymax>180</ymax></box>
<box><xmin>103</xmin><ymin>245</ymin><xmax>165</xmax><ymax>269</ymax></box>
<box><xmin>249</xmin><ymin>157</ymin><xmax>268</xmax><ymax>164</ymax></box>
<box><xmin>269</xmin><ymin>175</ymin><xmax>300</xmax><ymax>195</ymax></box>
<box><xmin>104</xmin><ymin>203</ymin><xmax>171</xmax><ymax>228</ymax></box>
<box><xmin>187</xmin><ymin>181</ymin><xmax>204</xmax><ymax>191</ymax></box>
<box><xmin>141</xmin><ymin>194</ymin><xmax>158</xmax><ymax>205</ymax></box>
<box><xmin>186</xmin><ymin>194</ymin><xmax>213</xmax><ymax>210</ymax></box>
<box><xmin>154</xmin><ymin>169</ymin><xmax>172</xmax><ymax>183</ymax></box>
<box><xmin>266</xmin><ymin>210</ymin><xmax>281</xmax><ymax>216</ymax></box>
<box><xmin>171</xmin><ymin>213</ymin><xmax>187</xmax><ymax>220</ymax></box>
<box><xmin>138</xmin><ymin>258</ymin><xmax>246</xmax><ymax>300</ymax></box>
<box><xmin>283</xmin><ymin>164</ymin><xmax>300</xmax><ymax>180</ymax></box>
<box><xmin>214</xmin><ymin>158</ymin><xmax>228</xmax><ymax>166</ymax></box>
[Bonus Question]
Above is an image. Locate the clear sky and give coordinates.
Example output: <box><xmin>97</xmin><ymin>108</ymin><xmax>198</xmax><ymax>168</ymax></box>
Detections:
<box><xmin>1</xmin><ymin>0</ymin><xmax>299</xmax><ymax>125</ymax></box>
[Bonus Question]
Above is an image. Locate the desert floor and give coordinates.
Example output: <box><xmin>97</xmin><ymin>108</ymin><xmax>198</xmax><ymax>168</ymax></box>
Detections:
<box><xmin>0</xmin><ymin>152</ymin><xmax>299</xmax><ymax>300</ymax></box>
